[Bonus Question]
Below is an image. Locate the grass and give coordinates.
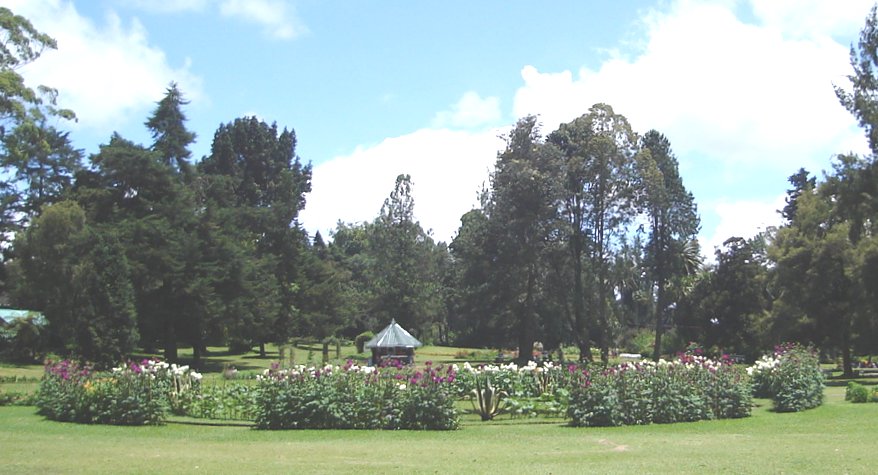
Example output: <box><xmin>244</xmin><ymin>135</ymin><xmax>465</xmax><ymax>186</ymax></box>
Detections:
<box><xmin>1</xmin><ymin>385</ymin><xmax>877</xmax><ymax>474</ymax></box>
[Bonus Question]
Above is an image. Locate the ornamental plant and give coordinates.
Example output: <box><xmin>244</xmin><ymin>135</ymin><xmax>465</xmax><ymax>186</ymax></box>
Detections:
<box><xmin>253</xmin><ymin>360</ymin><xmax>458</xmax><ymax>430</ymax></box>
<box><xmin>747</xmin><ymin>343</ymin><xmax>824</xmax><ymax>412</ymax></box>
<box><xmin>37</xmin><ymin>358</ymin><xmax>202</xmax><ymax>425</ymax></box>
<box><xmin>568</xmin><ymin>356</ymin><xmax>751</xmax><ymax>427</ymax></box>
<box><xmin>768</xmin><ymin>345</ymin><xmax>824</xmax><ymax>412</ymax></box>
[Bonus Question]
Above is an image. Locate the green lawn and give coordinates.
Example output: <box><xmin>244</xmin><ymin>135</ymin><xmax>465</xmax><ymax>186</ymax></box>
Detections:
<box><xmin>1</xmin><ymin>385</ymin><xmax>877</xmax><ymax>474</ymax></box>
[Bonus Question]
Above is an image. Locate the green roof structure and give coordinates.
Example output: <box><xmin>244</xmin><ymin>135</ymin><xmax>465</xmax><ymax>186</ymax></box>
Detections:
<box><xmin>365</xmin><ymin>319</ymin><xmax>423</xmax><ymax>349</ymax></box>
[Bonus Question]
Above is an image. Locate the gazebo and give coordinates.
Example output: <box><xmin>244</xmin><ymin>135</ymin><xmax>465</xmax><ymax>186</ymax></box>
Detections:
<box><xmin>365</xmin><ymin>319</ymin><xmax>423</xmax><ymax>366</ymax></box>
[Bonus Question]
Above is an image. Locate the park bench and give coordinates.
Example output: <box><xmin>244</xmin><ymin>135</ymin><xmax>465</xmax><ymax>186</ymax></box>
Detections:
<box><xmin>853</xmin><ymin>367</ymin><xmax>878</xmax><ymax>377</ymax></box>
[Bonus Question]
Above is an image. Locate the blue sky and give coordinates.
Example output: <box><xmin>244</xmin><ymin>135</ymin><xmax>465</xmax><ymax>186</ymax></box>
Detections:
<box><xmin>4</xmin><ymin>0</ymin><xmax>875</xmax><ymax>256</ymax></box>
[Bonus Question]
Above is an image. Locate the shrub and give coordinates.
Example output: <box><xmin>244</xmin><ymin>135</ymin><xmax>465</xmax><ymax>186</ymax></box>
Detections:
<box><xmin>748</xmin><ymin>344</ymin><xmax>824</xmax><ymax>412</ymax></box>
<box><xmin>36</xmin><ymin>359</ymin><xmax>202</xmax><ymax>425</ymax></box>
<box><xmin>253</xmin><ymin>361</ymin><xmax>458</xmax><ymax>430</ymax></box>
<box><xmin>568</xmin><ymin>356</ymin><xmax>751</xmax><ymax>427</ymax></box>
<box><xmin>748</xmin><ymin>354</ymin><xmax>780</xmax><ymax>398</ymax></box>
<box><xmin>845</xmin><ymin>382</ymin><xmax>872</xmax><ymax>403</ymax></box>
<box><xmin>771</xmin><ymin>349</ymin><xmax>824</xmax><ymax>412</ymax></box>
<box><xmin>355</xmin><ymin>332</ymin><xmax>374</xmax><ymax>353</ymax></box>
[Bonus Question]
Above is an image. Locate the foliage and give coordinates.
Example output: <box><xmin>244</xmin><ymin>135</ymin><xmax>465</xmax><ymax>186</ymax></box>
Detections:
<box><xmin>845</xmin><ymin>382</ymin><xmax>878</xmax><ymax>403</ymax></box>
<box><xmin>174</xmin><ymin>383</ymin><xmax>257</xmax><ymax>420</ymax></box>
<box><xmin>0</xmin><ymin>390</ymin><xmax>35</xmax><ymax>406</ymax></box>
<box><xmin>0</xmin><ymin>6</ymin><xmax>76</xmax><ymax>245</ymax></box>
<box><xmin>36</xmin><ymin>359</ymin><xmax>201</xmax><ymax>425</ymax></box>
<box><xmin>354</xmin><ymin>331</ymin><xmax>373</xmax><ymax>353</ymax></box>
<box><xmin>253</xmin><ymin>361</ymin><xmax>458</xmax><ymax>430</ymax></box>
<box><xmin>678</xmin><ymin>237</ymin><xmax>769</xmax><ymax>360</ymax></box>
<box><xmin>766</xmin><ymin>345</ymin><xmax>824</xmax><ymax>412</ymax></box>
<box><xmin>568</xmin><ymin>355</ymin><xmax>751</xmax><ymax>427</ymax></box>
<box><xmin>470</xmin><ymin>374</ymin><xmax>507</xmax><ymax>421</ymax></box>
<box><xmin>748</xmin><ymin>354</ymin><xmax>781</xmax><ymax>399</ymax></box>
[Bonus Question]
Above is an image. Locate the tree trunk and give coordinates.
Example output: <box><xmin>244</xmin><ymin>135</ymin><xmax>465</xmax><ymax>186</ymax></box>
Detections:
<box><xmin>516</xmin><ymin>264</ymin><xmax>537</xmax><ymax>366</ymax></box>
<box><xmin>653</xmin><ymin>223</ymin><xmax>667</xmax><ymax>362</ymax></box>
<box><xmin>163</xmin><ymin>322</ymin><xmax>178</xmax><ymax>363</ymax></box>
<box><xmin>842</xmin><ymin>313</ymin><xmax>854</xmax><ymax>378</ymax></box>
<box><xmin>259</xmin><ymin>342</ymin><xmax>266</xmax><ymax>358</ymax></box>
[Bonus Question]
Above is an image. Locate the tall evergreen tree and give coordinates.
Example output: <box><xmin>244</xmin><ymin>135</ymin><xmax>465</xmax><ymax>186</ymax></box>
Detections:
<box><xmin>199</xmin><ymin>117</ymin><xmax>312</xmax><ymax>350</ymax></box>
<box><xmin>145</xmin><ymin>82</ymin><xmax>196</xmax><ymax>176</ymax></box>
<box><xmin>484</xmin><ymin>116</ymin><xmax>560</xmax><ymax>364</ymax></box>
<box><xmin>637</xmin><ymin>130</ymin><xmax>700</xmax><ymax>360</ymax></box>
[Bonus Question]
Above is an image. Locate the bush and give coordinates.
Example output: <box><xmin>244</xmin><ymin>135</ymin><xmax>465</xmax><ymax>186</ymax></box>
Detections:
<box><xmin>748</xmin><ymin>354</ymin><xmax>780</xmax><ymax>398</ymax></box>
<box><xmin>253</xmin><ymin>361</ymin><xmax>458</xmax><ymax>430</ymax></box>
<box><xmin>749</xmin><ymin>344</ymin><xmax>824</xmax><ymax>412</ymax></box>
<box><xmin>355</xmin><ymin>332</ymin><xmax>374</xmax><ymax>354</ymax></box>
<box><xmin>772</xmin><ymin>352</ymin><xmax>824</xmax><ymax>412</ymax></box>
<box><xmin>845</xmin><ymin>382</ymin><xmax>872</xmax><ymax>403</ymax></box>
<box><xmin>36</xmin><ymin>359</ymin><xmax>202</xmax><ymax>425</ymax></box>
<box><xmin>568</xmin><ymin>356</ymin><xmax>751</xmax><ymax>427</ymax></box>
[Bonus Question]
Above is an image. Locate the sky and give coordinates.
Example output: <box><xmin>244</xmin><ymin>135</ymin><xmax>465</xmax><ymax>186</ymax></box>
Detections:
<box><xmin>3</xmin><ymin>0</ymin><xmax>875</xmax><ymax>256</ymax></box>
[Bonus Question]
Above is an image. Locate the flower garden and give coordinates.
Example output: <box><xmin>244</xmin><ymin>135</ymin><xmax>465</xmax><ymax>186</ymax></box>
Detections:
<box><xmin>32</xmin><ymin>344</ymin><xmax>826</xmax><ymax>430</ymax></box>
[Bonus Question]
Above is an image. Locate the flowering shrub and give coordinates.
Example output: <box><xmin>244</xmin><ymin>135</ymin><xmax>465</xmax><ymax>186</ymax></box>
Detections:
<box><xmin>747</xmin><ymin>344</ymin><xmax>824</xmax><ymax>412</ymax></box>
<box><xmin>748</xmin><ymin>354</ymin><xmax>780</xmax><ymax>398</ymax></box>
<box><xmin>568</xmin><ymin>356</ymin><xmax>751</xmax><ymax>427</ymax></box>
<box><xmin>253</xmin><ymin>361</ymin><xmax>458</xmax><ymax>430</ymax></box>
<box><xmin>37</xmin><ymin>359</ymin><xmax>202</xmax><ymax>425</ymax></box>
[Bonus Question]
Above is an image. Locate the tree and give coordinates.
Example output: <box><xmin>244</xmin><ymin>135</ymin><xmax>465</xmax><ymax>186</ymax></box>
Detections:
<box><xmin>0</xmin><ymin>6</ymin><xmax>76</xmax><ymax>251</ymax></box>
<box><xmin>548</xmin><ymin>104</ymin><xmax>639</xmax><ymax>362</ymax></box>
<box><xmin>449</xmin><ymin>209</ymin><xmax>500</xmax><ymax>346</ymax></box>
<box><xmin>145</xmin><ymin>82</ymin><xmax>196</xmax><ymax>176</ymax></box>
<box><xmin>9</xmin><ymin>201</ymin><xmax>137</xmax><ymax>367</ymax></box>
<box><xmin>0</xmin><ymin>6</ymin><xmax>75</xmax><ymax>128</ymax></box>
<box><xmin>683</xmin><ymin>237</ymin><xmax>769</xmax><ymax>359</ymax></box>
<box><xmin>76</xmin><ymin>134</ymin><xmax>193</xmax><ymax>362</ymax></box>
<box><xmin>836</xmin><ymin>4</ymin><xmax>878</xmax><ymax>155</ymax></box>
<box><xmin>781</xmin><ymin>168</ymin><xmax>816</xmax><ymax>223</ymax></box>
<box><xmin>637</xmin><ymin>130</ymin><xmax>700</xmax><ymax>360</ymax></box>
<box><xmin>1</xmin><ymin>121</ymin><xmax>82</xmax><ymax>224</ymax></box>
<box><xmin>483</xmin><ymin>116</ymin><xmax>560</xmax><ymax>364</ymax></box>
<box><xmin>369</xmin><ymin>174</ymin><xmax>446</xmax><ymax>337</ymax></box>
<box><xmin>199</xmin><ymin>117</ymin><xmax>312</xmax><ymax>350</ymax></box>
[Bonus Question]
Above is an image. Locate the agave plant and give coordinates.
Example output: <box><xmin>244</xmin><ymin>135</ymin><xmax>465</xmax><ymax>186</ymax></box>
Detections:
<box><xmin>471</xmin><ymin>375</ymin><xmax>507</xmax><ymax>421</ymax></box>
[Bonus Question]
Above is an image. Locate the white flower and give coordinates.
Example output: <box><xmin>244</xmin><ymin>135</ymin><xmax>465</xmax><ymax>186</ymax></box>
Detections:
<box><xmin>398</xmin><ymin>383</ymin><xmax>407</xmax><ymax>391</ymax></box>
<box><xmin>190</xmin><ymin>371</ymin><xmax>203</xmax><ymax>381</ymax></box>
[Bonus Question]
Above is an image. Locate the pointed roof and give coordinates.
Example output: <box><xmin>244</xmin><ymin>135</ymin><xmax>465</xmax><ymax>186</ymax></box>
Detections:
<box><xmin>365</xmin><ymin>319</ymin><xmax>423</xmax><ymax>349</ymax></box>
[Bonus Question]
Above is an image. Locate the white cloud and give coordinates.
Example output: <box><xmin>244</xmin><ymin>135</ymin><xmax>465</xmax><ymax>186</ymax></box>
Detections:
<box><xmin>6</xmin><ymin>0</ymin><xmax>203</xmax><ymax>132</ymax></box>
<box><xmin>703</xmin><ymin>194</ymin><xmax>786</xmax><ymax>256</ymax></box>
<box><xmin>749</xmin><ymin>0</ymin><xmax>875</xmax><ymax>39</ymax></box>
<box><xmin>513</xmin><ymin>0</ymin><xmax>868</xmax><ymax>174</ymax></box>
<box><xmin>299</xmin><ymin>128</ymin><xmax>504</xmax><ymax>243</ymax></box>
<box><xmin>219</xmin><ymin>0</ymin><xmax>307</xmax><ymax>40</ymax></box>
<box><xmin>432</xmin><ymin>91</ymin><xmax>502</xmax><ymax>129</ymax></box>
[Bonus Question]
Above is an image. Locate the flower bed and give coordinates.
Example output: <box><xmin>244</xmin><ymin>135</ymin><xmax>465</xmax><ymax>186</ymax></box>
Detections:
<box><xmin>253</xmin><ymin>361</ymin><xmax>458</xmax><ymax>430</ymax></box>
<box><xmin>37</xmin><ymin>359</ymin><xmax>202</xmax><ymax>425</ymax></box>
<box><xmin>567</xmin><ymin>356</ymin><xmax>752</xmax><ymax>427</ymax></box>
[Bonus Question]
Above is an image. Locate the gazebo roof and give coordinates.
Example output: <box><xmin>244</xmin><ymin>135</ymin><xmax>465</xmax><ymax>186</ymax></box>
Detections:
<box><xmin>365</xmin><ymin>319</ymin><xmax>423</xmax><ymax>349</ymax></box>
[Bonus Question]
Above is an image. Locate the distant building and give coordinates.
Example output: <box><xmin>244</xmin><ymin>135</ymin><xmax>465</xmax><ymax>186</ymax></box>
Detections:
<box><xmin>365</xmin><ymin>319</ymin><xmax>423</xmax><ymax>366</ymax></box>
